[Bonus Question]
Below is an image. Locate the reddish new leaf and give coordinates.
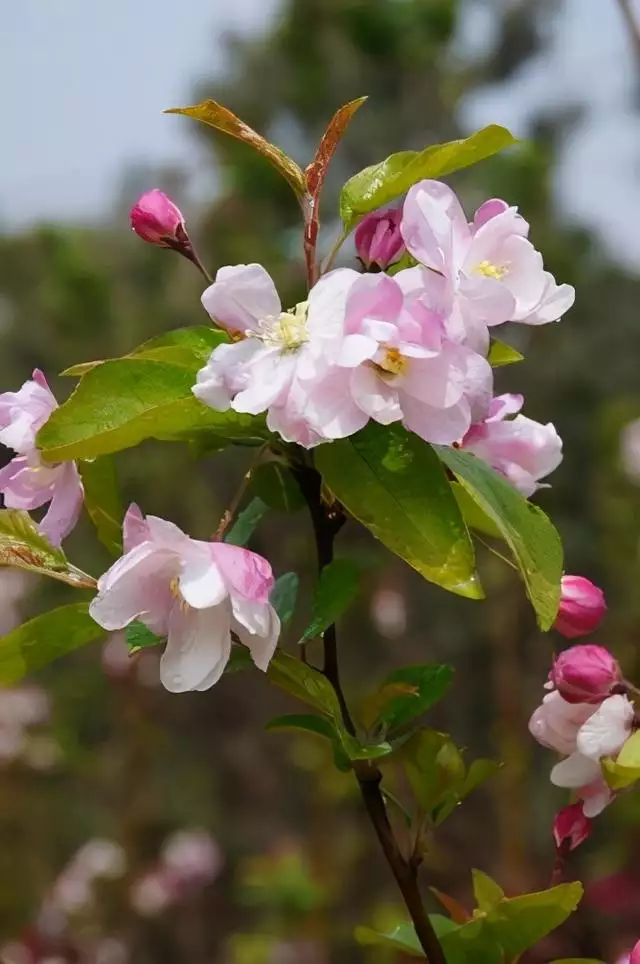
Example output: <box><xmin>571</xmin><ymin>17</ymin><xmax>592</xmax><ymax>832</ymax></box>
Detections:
<box><xmin>305</xmin><ymin>96</ymin><xmax>368</xmax><ymax>195</ymax></box>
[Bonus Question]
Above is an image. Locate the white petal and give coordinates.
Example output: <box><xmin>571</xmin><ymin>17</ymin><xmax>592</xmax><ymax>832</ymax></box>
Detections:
<box><xmin>160</xmin><ymin>604</ymin><xmax>232</xmax><ymax>693</ymax></box>
<box><xmin>550</xmin><ymin>752</ymin><xmax>602</xmax><ymax>789</ymax></box>
<box><xmin>337</xmin><ymin>334</ymin><xmax>378</xmax><ymax>368</ymax></box>
<box><xmin>179</xmin><ymin>548</ymin><xmax>227</xmax><ymax>609</ymax></box>
<box><xmin>90</xmin><ymin>545</ymin><xmax>176</xmax><ymax>632</ymax></box>
<box><xmin>201</xmin><ymin>264</ymin><xmax>281</xmax><ymax>334</ymax></box>
<box><xmin>234</xmin><ymin>605</ymin><xmax>281</xmax><ymax>672</ymax></box>
<box><xmin>576</xmin><ymin>694</ymin><xmax>634</xmax><ymax>760</ymax></box>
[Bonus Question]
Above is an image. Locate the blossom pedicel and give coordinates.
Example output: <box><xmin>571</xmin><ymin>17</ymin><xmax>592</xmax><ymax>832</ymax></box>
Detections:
<box><xmin>0</xmin><ymin>370</ymin><xmax>83</xmax><ymax>545</ymax></box>
<box><xmin>89</xmin><ymin>505</ymin><xmax>281</xmax><ymax>693</ymax></box>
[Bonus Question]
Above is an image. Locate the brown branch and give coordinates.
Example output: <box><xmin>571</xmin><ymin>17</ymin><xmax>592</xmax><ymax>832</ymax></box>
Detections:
<box><xmin>295</xmin><ymin>462</ymin><xmax>446</xmax><ymax>964</ymax></box>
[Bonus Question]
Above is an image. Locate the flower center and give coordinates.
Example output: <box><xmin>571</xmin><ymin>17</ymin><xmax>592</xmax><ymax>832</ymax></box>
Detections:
<box><xmin>255</xmin><ymin>302</ymin><xmax>309</xmax><ymax>352</ymax></box>
<box><xmin>170</xmin><ymin>576</ymin><xmax>189</xmax><ymax>611</ymax></box>
<box><xmin>377</xmin><ymin>346</ymin><xmax>408</xmax><ymax>376</ymax></box>
<box><xmin>475</xmin><ymin>259</ymin><xmax>508</xmax><ymax>280</ymax></box>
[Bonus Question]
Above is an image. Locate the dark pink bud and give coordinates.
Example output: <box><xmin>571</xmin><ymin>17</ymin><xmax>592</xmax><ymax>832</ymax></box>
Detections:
<box><xmin>553</xmin><ymin>575</ymin><xmax>606</xmax><ymax>639</ymax></box>
<box><xmin>631</xmin><ymin>940</ymin><xmax>640</xmax><ymax>964</ymax></box>
<box><xmin>355</xmin><ymin>208</ymin><xmax>405</xmax><ymax>270</ymax></box>
<box><xmin>551</xmin><ymin>644</ymin><xmax>620</xmax><ymax>705</ymax></box>
<box><xmin>553</xmin><ymin>803</ymin><xmax>592</xmax><ymax>852</ymax></box>
<box><xmin>130</xmin><ymin>190</ymin><xmax>187</xmax><ymax>248</ymax></box>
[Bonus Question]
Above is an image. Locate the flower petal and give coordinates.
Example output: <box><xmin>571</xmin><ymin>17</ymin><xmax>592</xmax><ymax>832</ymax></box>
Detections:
<box><xmin>90</xmin><ymin>544</ymin><xmax>177</xmax><ymax>633</ymax></box>
<box><xmin>201</xmin><ymin>264</ymin><xmax>281</xmax><ymax>334</ymax></box>
<box><xmin>234</xmin><ymin>605</ymin><xmax>281</xmax><ymax>672</ymax></box>
<box><xmin>210</xmin><ymin>542</ymin><xmax>274</xmax><ymax>602</ymax></box>
<box><xmin>38</xmin><ymin>461</ymin><xmax>84</xmax><ymax>546</ymax></box>
<box><xmin>123</xmin><ymin>503</ymin><xmax>150</xmax><ymax>553</ymax></box>
<box><xmin>576</xmin><ymin>694</ymin><xmax>634</xmax><ymax>760</ymax></box>
<box><xmin>179</xmin><ymin>547</ymin><xmax>227</xmax><ymax>609</ymax></box>
<box><xmin>550</xmin><ymin>752</ymin><xmax>602</xmax><ymax>789</ymax></box>
<box><xmin>160</xmin><ymin>603</ymin><xmax>232</xmax><ymax>693</ymax></box>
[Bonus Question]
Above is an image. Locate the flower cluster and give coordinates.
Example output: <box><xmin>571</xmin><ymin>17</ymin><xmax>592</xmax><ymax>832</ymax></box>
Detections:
<box><xmin>0</xmin><ymin>371</ymin><xmax>83</xmax><ymax>546</ymax></box>
<box><xmin>530</xmin><ymin>643</ymin><xmax>630</xmax><ymax>820</ymax></box>
<box><xmin>193</xmin><ymin>181</ymin><xmax>573</xmax><ymax>492</ymax></box>
<box><xmin>130</xmin><ymin>829</ymin><xmax>222</xmax><ymax>917</ymax></box>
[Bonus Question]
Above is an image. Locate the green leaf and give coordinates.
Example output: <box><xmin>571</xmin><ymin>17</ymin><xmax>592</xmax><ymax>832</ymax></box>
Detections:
<box><xmin>0</xmin><ymin>509</ymin><xmax>94</xmax><ymax>589</ymax></box>
<box><xmin>316</xmin><ymin>423</ymin><xmax>482</xmax><ymax>599</ymax></box>
<box><xmin>0</xmin><ymin>603</ymin><xmax>105</xmax><ymax>684</ymax></box>
<box><xmin>125</xmin><ymin>620</ymin><xmax>164</xmax><ymax>653</ymax></box>
<box><xmin>451</xmin><ymin>483</ymin><xmax>502</xmax><ymax>540</ymax></box>
<box><xmin>460</xmin><ymin>758</ymin><xmax>500</xmax><ymax>798</ymax></box>
<box><xmin>484</xmin><ymin>882</ymin><xmax>583</xmax><ymax>959</ymax></box>
<box><xmin>37</xmin><ymin>358</ymin><xmax>267</xmax><ymax>462</ymax></box>
<box><xmin>302</xmin><ymin>557</ymin><xmax>363</xmax><ymax>640</ymax></box>
<box><xmin>267</xmin><ymin>650</ymin><xmax>343</xmax><ymax>720</ymax></box>
<box><xmin>79</xmin><ymin>457</ymin><xmax>123</xmax><ymax>555</ymax></box>
<box><xmin>266</xmin><ymin>712</ymin><xmax>351</xmax><ymax>771</ymax></box>
<box><xmin>602</xmin><ymin>731</ymin><xmax>640</xmax><ymax>789</ymax></box>
<box><xmin>371</xmin><ymin>664</ymin><xmax>453</xmax><ymax>733</ymax></box>
<box><xmin>252</xmin><ymin>462</ymin><xmax>304</xmax><ymax>511</ymax></box>
<box><xmin>402</xmin><ymin>730</ymin><xmax>465</xmax><ymax>813</ymax></box>
<box><xmin>270</xmin><ymin>572</ymin><xmax>299</xmax><ymax>624</ymax></box>
<box><xmin>225</xmin><ymin>497</ymin><xmax>269</xmax><ymax>547</ymax></box>
<box><xmin>62</xmin><ymin>326</ymin><xmax>226</xmax><ymax>376</ymax></box>
<box><xmin>165</xmin><ymin>100</ymin><xmax>306</xmax><ymax>197</ymax></box>
<box><xmin>472</xmin><ymin>870</ymin><xmax>505</xmax><ymax>912</ymax></box>
<box><xmin>487</xmin><ymin>339</ymin><xmax>524</xmax><ymax>367</ymax></box>
<box><xmin>354</xmin><ymin>922</ymin><xmax>424</xmax><ymax>957</ymax></box>
<box><xmin>435</xmin><ymin>446</ymin><xmax>563</xmax><ymax>629</ymax></box>
<box><xmin>340</xmin><ymin>125</ymin><xmax>517</xmax><ymax>231</ymax></box>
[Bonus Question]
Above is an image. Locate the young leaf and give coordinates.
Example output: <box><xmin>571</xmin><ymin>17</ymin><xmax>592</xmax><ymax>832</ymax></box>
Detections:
<box><xmin>0</xmin><ymin>509</ymin><xmax>94</xmax><ymax>589</ymax></box>
<box><xmin>62</xmin><ymin>326</ymin><xmax>227</xmax><ymax>377</ymax></box>
<box><xmin>316</xmin><ymin>423</ymin><xmax>482</xmax><ymax>599</ymax></box>
<box><xmin>354</xmin><ymin>922</ymin><xmax>425</xmax><ymax>957</ymax></box>
<box><xmin>266</xmin><ymin>713</ymin><xmax>351</xmax><ymax>771</ymax></box>
<box><xmin>435</xmin><ymin>446</ymin><xmax>563</xmax><ymax>629</ymax></box>
<box><xmin>302</xmin><ymin>557</ymin><xmax>363</xmax><ymax>640</ymax></box>
<box><xmin>37</xmin><ymin>358</ymin><xmax>267</xmax><ymax>462</ymax></box>
<box><xmin>472</xmin><ymin>870</ymin><xmax>505</xmax><ymax>912</ymax></box>
<box><xmin>487</xmin><ymin>339</ymin><xmax>524</xmax><ymax>367</ymax></box>
<box><xmin>269</xmin><ymin>572</ymin><xmax>299</xmax><ymax>623</ymax></box>
<box><xmin>484</xmin><ymin>882</ymin><xmax>583</xmax><ymax>959</ymax></box>
<box><xmin>125</xmin><ymin>620</ymin><xmax>164</xmax><ymax>652</ymax></box>
<box><xmin>340</xmin><ymin>125</ymin><xmax>517</xmax><ymax>231</ymax></box>
<box><xmin>370</xmin><ymin>664</ymin><xmax>454</xmax><ymax>733</ymax></box>
<box><xmin>79</xmin><ymin>456</ymin><xmax>123</xmax><ymax>556</ymax></box>
<box><xmin>602</xmin><ymin>731</ymin><xmax>640</xmax><ymax>789</ymax></box>
<box><xmin>402</xmin><ymin>730</ymin><xmax>465</xmax><ymax>813</ymax></box>
<box><xmin>165</xmin><ymin>100</ymin><xmax>306</xmax><ymax>197</ymax></box>
<box><xmin>305</xmin><ymin>97</ymin><xmax>367</xmax><ymax>195</ymax></box>
<box><xmin>252</xmin><ymin>462</ymin><xmax>305</xmax><ymax>511</ymax></box>
<box><xmin>0</xmin><ymin>603</ymin><xmax>105</xmax><ymax>684</ymax></box>
<box><xmin>224</xmin><ymin>497</ymin><xmax>269</xmax><ymax>547</ymax></box>
<box><xmin>267</xmin><ymin>651</ymin><xmax>343</xmax><ymax>721</ymax></box>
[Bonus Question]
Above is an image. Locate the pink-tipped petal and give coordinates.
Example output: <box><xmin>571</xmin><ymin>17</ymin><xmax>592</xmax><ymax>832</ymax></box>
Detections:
<box><xmin>201</xmin><ymin>264</ymin><xmax>281</xmax><ymax>335</ymax></box>
<box><xmin>38</xmin><ymin>461</ymin><xmax>84</xmax><ymax>546</ymax></box>
<box><xmin>210</xmin><ymin>543</ymin><xmax>274</xmax><ymax>603</ymax></box>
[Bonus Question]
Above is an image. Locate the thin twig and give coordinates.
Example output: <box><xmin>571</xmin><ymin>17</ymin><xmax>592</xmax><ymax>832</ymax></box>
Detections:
<box><xmin>296</xmin><ymin>462</ymin><xmax>446</xmax><ymax>964</ymax></box>
<box><xmin>321</xmin><ymin>229</ymin><xmax>348</xmax><ymax>275</ymax></box>
<box><xmin>214</xmin><ymin>445</ymin><xmax>269</xmax><ymax>540</ymax></box>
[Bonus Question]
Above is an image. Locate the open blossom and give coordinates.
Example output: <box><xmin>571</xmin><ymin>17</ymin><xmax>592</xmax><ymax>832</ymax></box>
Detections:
<box><xmin>0</xmin><ymin>370</ymin><xmax>83</xmax><ymax>545</ymax></box>
<box><xmin>89</xmin><ymin>505</ymin><xmax>280</xmax><ymax>693</ymax></box>
<box><xmin>551</xmin><ymin>644</ymin><xmax>619</xmax><ymax>704</ymax></box>
<box><xmin>531</xmin><ymin>688</ymin><xmax>634</xmax><ymax>818</ymax></box>
<box><xmin>194</xmin><ymin>264</ymin><xmax>493</xmax><ymax>447</ymax></box>
<box><xmin>553</xmin><ymin>575</ymin><xmax>607</xmax><ymax>639</ymax></box>
<box><xmin>400</xmin><ymin>181</ymin><xmax>575</xmax><ymax>347</ymax></box>
<box><xmin>193</xmin><ymin>263</ymin><xmax>358</xmax><ymax>446</ymax></box>
<box><xmin>460</xmin><ymin>393</ymin><xmax>562</xmax><ymax>497</ymax></box>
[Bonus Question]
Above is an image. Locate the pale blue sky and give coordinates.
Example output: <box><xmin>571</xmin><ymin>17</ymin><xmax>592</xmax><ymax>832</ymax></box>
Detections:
<box><xmin>2</xmin><ymin>0</ymin><xmax>640</xmax><ymax>267</ymax></box>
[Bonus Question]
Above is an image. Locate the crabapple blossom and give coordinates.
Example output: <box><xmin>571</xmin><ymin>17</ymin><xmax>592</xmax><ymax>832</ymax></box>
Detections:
<box><xmin>551</xmin><ymin>644</ymin><xmax>619</xmax><ymax>704</ymax></box>
<box><xmin>400</xmin><ymin>180</ymin><xmax>575</xmax><ymax>347</ymax></box>
<box><xmin>355</xmin><ymin>207</ymin><xmax>405</xmax><ymax>270</ymax></box>
<box><xmin>89</xmin><ymin>505</ymin><xmax>280</xmax><ymax>693</ymax></box>
<box><xmin>130</xmin><ymin>190</ymin><xmax>186</xmax><ymax>248</ymax></box>
<box><xmin>0</xmin><ymin>370</ymin><xmax>83</xmax><ymax>546</ymax></box>
<box><xmin>460</xmin><ymin>393</ymin><xmax>562</xmax><ymax>497</ymax></box>
<box><xmin>528</xmin><ymin>689</ymin><xmax>595</xmax><ymax>756</ymax></box>
<box><xmin>553</xmin><ymin>575</ymin><xmax>607</xmax><ymax>639</ymax></box>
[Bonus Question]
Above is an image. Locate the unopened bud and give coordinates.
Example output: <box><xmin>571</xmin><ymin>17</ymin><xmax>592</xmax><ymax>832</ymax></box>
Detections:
<box><xmin>355</xmin><ymin>208</ymin><xmax>405</xmax><ymax>270</ymax></box>
<box><xmin>551</xmin><ymin>644</ymin><xmax>620</xmax><ymax>705</ymax></box>
<box><xmin>553</xmin><ymin>803</ymin><xmax>592</xmax><ymax>852</ymax></box>
<box><xmin>631</xmin><ymin>940</ymin><xmax>640</xmax><ymax>964</ymax></box>
<box><xmin>130</xmin><ymin>190</ymin><xmax>187</xmax><ymax>249</ymax></box>
<box><xmin>553</xmin><ymin>575</ymin><xmax>606</xmax><ymax>639</ymax></box>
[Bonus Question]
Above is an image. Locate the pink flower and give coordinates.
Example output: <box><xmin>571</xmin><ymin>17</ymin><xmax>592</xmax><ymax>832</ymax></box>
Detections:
<box><xmin>460</xmin><ymin>393</ymin><xmax>562</xmax><ymax>497</ymax></box>
<box><xmin>0</xmin><ymin>370</ymin><xmax>83</xmax><ymax>545</ymax></box>
<box><xmin>303</xmin><ymin>270</ymin><xmax>493</xmax><ymax>445</ymax></box>
<box><xmin>553</xmin><ymin>575</ymin><xmax>607</xmax><ymax>639</ymax></box>
<box><xmin>400</xmin><ymin>180</ymin><xmax>575</xmax><ymax>345</ymax></box>
<box><xmin>551</xmin><ymin>644</ymin><xmax>619</xmax><ymax>704</ymax></box>
<box><xmin>553</xmin><ymin>802</ymin><xmax>592</xmax><ymax>851</ymax></box>
<box><xmin>355</xmin><ymin>208</ymin><xmax>405</xmax><ymax>270</ymax></box>
<box><xmin>549</xmin><ymin>694</ymin><xmax>634</xmax><ymax>817</ymax></box>
<box><xmin>194</xmin><ymin>263</ymin><xmax>358</xmax><ymax>447</ymax></box>
<box><xmin>528</xmin><ymin>689</ymin><xmax>595</xmax><ymax>756</ymax></box>
<box><xmin>632</xmin><ymin>940</ymin><xmax>640</xmax><ymax>964</ymax></box>
<box><xmin>161</xmin><ymin>829</ymin><xmax>222</xmax><ymax>885</ymax></box>
<box><xmin>89</xmin><ymin>506</ymin><xmax>280</xmax><ymax>693</ymax></box>
<box><xmin>130</xmin><ymin>190</ymin><xmax>186</xmax><ymax>248</ymax></box>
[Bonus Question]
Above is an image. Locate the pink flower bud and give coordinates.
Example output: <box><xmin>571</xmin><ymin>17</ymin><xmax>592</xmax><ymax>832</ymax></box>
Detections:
<box><xmin>552</xmin><ymin>803</ymin><xmax>592</xmax><ymax>852</ymax></box>
<box><xmin>130</xmin><ymin>190</ymin><xmax>187</xmax><ymax>248</ymax></box>
<box><xmin>631</xmin><ymin>940</ymin><xmax>640</xmax><ymax>964</ymax></box>
<box><xmin>553</xmin><ymin>575</ymin><xmax>606</xmax><ymax>639</ymax></box>
<box><xmin>355</xmin><ymin>208</ymin><xmax>405</xmax><ymax>270</ymax></box>
<box><xmin>551</xmin><ymin>644</ymin><xmax>620</xmax><ymax>705</ymax></box>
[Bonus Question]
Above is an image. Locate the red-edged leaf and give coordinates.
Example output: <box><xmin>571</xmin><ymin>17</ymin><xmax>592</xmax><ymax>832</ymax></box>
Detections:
<box><xmin>305</xmin><ymin>97</ymin><xmax>367</xmax><ymax>195</ymax></box>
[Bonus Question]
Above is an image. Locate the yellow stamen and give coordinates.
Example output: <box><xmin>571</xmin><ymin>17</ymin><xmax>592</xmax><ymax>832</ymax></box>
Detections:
<box><xmin>475</xmin><ymin>259</ymin><xmax>508</xmax><ymax>280</ymax></box>
<box><xmin>377</xmin><ymin>346</ymin><xmax>408</xmax><ymax>376</ymax></box>
<box><xmin>254</xmin><ymin>301</ymin><xmax>309</xmax><ymax>352</ymax></box>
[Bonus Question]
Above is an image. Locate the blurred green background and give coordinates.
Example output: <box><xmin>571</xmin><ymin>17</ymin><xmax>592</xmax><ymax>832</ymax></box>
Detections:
<box><xmin>2</xmin><ymin>1</ymin><xmax>640</xmax><ymax>961</ymax></box>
